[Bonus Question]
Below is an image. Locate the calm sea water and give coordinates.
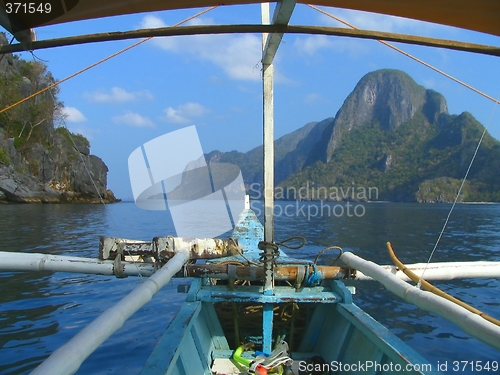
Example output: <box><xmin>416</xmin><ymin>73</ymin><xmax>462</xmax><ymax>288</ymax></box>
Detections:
<box><xmin>0</xmin><ymin>201</ymin><xmax>499</xmax><ymax>374</ymax></box>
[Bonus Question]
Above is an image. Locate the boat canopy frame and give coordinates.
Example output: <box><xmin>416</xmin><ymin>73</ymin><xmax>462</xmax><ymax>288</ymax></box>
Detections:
<box><xmin>1</xmin><ymin>0</ymin><xmax>500</xmax><ymax>40</ymax></box>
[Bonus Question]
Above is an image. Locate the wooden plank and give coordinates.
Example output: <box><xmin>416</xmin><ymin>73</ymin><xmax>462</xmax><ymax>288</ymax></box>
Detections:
<box><xmin>202</xmin><ymin>303</ymin><xmax>230</xmax><ymax>351</ymax></box>
<box><xmin>336</xmin><ymin>303</ymin><xmax>439</xmax><ymax>374</ymax></box>
<box><xmin>314</xmin><ymin>305</ymin><xmax>354</xmax><ymax>361</ymax></box>
<box><xmin>141</xmin><ymin>302</ymin><xmax>202</xmax><ymax>375</ymax></box>
<box><xmin>192</xmin><ymin>316</ymin><xmax>212</xmax><ymax>370</ymax></box>
<box><xmin>262</xmin><ymin>0</ymin><xmax>297</xmax><ymax>66</ymax></box>
<box><xmin>2</xmin><ymin>25</ymin><xmax>500</xmax><ymax>57</ymax></box>
<box><xmin>1</xmin><ymin>0</ymin><xmax>500</xmax><ymax>37</ymax></box>
<box><xmin>99</xmin><ymin>236</ymin><xmax>240</xmax><ymax>260</ymax></box>
<box><xmin>179</xmin><ymin>337</ymin><xmax>206</xmax><ymax>375</ymax></box>
<box><xmin>196</xmin><ymin>287</ymin><xmax>339</xmax><ymax>303</ymax></box>
<box><xmin>340</xmin><ymin>328</ymin><xmax>384</xmax><ymax>375</ymax></box>
<box><xmin>298</xmin><ymin>304</ymin><xmax>330</xmax><ymax>351</ymax></box>
<box><xmin>298</xmin><ymin>303</ymin><xmax>356</xmax><ymax>363</ymax></box>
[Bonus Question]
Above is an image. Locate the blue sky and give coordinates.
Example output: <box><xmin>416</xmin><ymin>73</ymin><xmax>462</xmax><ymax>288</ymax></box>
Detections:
<box><xmin>10</xmin><ymin>4</ymin><xmax>500</xmax><ymax>200</ymax></box>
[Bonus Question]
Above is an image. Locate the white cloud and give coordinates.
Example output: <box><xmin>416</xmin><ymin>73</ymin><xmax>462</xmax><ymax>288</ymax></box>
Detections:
<box><xmin>319</xmin><ymin>7</ymin><xmax>443</xmax><ymax>35</ymax></box>
<box><xmin>163</xmin><ymin>102</ymin><xmax>210</xmax><ymax>124</ymax></box>
<box><xmin>294</xmin><ymin>35</ymin><xmax>333</xmax><ymax>55</ymax></box>
<box><xmin>85</xmin><ymin>87</ymin><xmax>153</xmax><ymax>104</ymax></box>
<box><xmin>294</xmin><ymin>34</ymin><xmax>369</xmax><ymax>58</ymax></box>
<box><xmin>293</xmin><ymin>7</ymin><xmax>449</xmax><ymax>57</ymax></box>
<box><xmin>141</xmin><ymin>14</ymin><xmax>167</xmax><ymax>29</ymax></box>
<box><xmin>139</xmin><ymin>15</ymin><xmax>262</xmax><ymax>81</ymax></box>
<box><xmin>62</xmin><ymin>106</ymin><xmax>87</xmax><ymax>122</ymax></box>
<box><xmin>66</xmin><ymin>125</ymin><xmax>96</xmax><ymax>141</ymax></box>
<box><xmin>113</xmin><ymin>111</ymin><xmax>154</xmax><ymax>127</ymax></box>
<box><xmin>304</xmin><ymin>93</ymin><xmax>327</xmax><ymax>105</ymax></box>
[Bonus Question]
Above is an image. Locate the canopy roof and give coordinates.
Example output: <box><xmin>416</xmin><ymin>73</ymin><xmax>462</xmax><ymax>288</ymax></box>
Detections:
<box><xmin>1</xmin><ymin>0</ymin><xmax>499</xmax><ymax>39</ymax></box>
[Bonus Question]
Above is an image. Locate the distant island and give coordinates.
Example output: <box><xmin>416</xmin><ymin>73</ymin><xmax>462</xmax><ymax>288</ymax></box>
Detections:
<box><xmin>0</xmin><ymin>34</ymin><xmax>118</xmax><ymax>204</ymax></box>
<box><xmin>207</xmin><ymin>69</ymin><xmax>500</xmax><ymax>203</ymax></box>
<box><xmin>2</xmin><ymin>38</ymin><xmax>499</xmax><ymax>204</ymax></box>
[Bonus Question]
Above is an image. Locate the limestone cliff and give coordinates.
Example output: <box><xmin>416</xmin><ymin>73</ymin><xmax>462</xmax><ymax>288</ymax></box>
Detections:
<box><xmin>208</xmin><ymin>69</ymin><xmax>500</xmax><ymax>202</ymax></box>
<box><xmin>0</xmin><ymin>34</ymin><xmax>118</xmax><ymax>203</ymax></box>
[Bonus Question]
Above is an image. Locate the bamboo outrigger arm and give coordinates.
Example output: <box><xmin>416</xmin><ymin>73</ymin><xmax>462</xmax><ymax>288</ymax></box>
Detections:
<box><xmin>0</xmin><ymin>251</ymin><xmax>156</xmax><ymax>277</ymax></box>
<box><xmin>30</xmin><ymin>250</ymin><xmax>190</xmax><ymax>375</ymax></box>
<box><xmin>1</xmin><ymin>24</ymin><xmax>499</xmax><ymax>57</ymax></box>
<box><xmin>1</xmin><ymin>250</ymin><xmax>499</xmax><ymax>281</ymax></box>
<box><xmin>387</xmin><ymin>242</ymin><xmax>500</xmax><ymax>327</ymax></box>
<box><xmin>0</xmin><ymin>250</ymin><xmax>345</xmax><ymax>281</ymax></box>
<box><xmin>340</xmin><ymin>251</ymin><xmax>500</xmax><ymax>351</ymax></box>
<box><xmin>99</xmin><ymin>236</ymin><xmax>241</xmax><ymax>261</ymax></box>
<box><xmin>352</xmin><ymin>261</ymin><xmax>500</xmax><ymax>281</ymax></box>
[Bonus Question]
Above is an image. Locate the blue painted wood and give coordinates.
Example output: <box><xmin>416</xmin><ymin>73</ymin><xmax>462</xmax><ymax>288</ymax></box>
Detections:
<box><xmin>141</xmin><ymin>301</ymin><xmax>202</xmax><ymax>375</ymax></box>
<box><xmin>178</xmin><ymin>335</ymin><xmax>206</xmax><ymax>374</ymax></box>
<box><xmin>142</xmin><ymin>300</ymin><xmax>231</xmax><ymax>375</ymax></box>
<box><xmin>186</xmin><ymin>277</ymin><xmax>202</xmax><ymax>302</ymax></box>
<box><xmin>341</xmin><ymin>327</ymin><xmax>385</xmax><ymax>374</ymax></box>
<box><xmin>192</xmin><ymin>313</ymin><xmax>212</xmax><ymax>370</ymax></box>
<box><xmin>143</xmin><ymin>284</ymin><xmax>441</xmax><ymax>374</ymax></box>
<box><xmin>300</xmin><ymin>303</ymin><xmax>353</xmax><ymax>359</ymax></box>
<box><xmin>201</xmin><ymin>303</ymin><xmax>230</xmax><ymax>351</ymax></box>
<box><xmin>232</xmin><ymin>208</ymin><xmax>264</xmax><ymax>254</ymax></box>
<box><xmin>336</xmin><ymin>303</ymin><xmax>440</xmax><ymax>374</ymax></box>
<box><xmin>141</xmin><ymin>207</ymin><xmax>442</xmax><ymax>375</ymax></box>
<box><xmin>297</xmin><ymin>299</ymin><xmax>440</xmax><ymax>375</ymax></box>
<box><xmin>262</xmin><ymin>303</ymin><xmax>274</xmax><ymax>354</ymax></box>
<box><xmin>195</xmin><ymin>285</ymin><xmax>339</xmax><ymax>303</ymax></box>
<box><xmin>332</xmin><ymin>279</ymin><xmax>353</xmax><ymax>304</ymax></box>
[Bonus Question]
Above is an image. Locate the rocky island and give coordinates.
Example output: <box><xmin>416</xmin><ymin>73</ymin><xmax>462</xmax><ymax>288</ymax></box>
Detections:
<box><xmin>208</xmin><ymin>69</ymin><xmax>500</xmax><ymax>202</ymax></box>
<box><xmin>0</xmin><ymin>34</ymin><xmax>118</xmax><ymax>204</ymax></box>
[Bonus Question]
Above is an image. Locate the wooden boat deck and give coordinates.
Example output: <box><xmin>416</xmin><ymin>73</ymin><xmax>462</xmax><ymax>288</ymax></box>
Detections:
<box><xmin>142</xmin><ymin>278</ymin><xmax>439</xmax><ymax>374</ymax></box>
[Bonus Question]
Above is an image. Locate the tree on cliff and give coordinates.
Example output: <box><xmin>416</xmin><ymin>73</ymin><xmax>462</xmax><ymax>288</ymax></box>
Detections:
<box><xmin>0</xmin><ymin>59</ymin><xmax>62</xmax><ymax>147</ymax></box>
<box><xmin>0</xmin><ymin>38</ymin><xmax>117</xmax><ymax>203</ymax></box>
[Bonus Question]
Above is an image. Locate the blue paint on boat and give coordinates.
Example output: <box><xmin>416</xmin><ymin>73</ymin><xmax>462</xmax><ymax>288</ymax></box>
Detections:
<box><xmin>141</xmin><ymin>208</ymin><xmax>440</xmax><ymax>374</ymax></box>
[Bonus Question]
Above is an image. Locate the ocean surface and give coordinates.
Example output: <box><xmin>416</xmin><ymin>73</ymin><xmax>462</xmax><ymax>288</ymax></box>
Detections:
<box><xmin>0</xmin><ymin>201</ymin><xmax>499</xmax><ymax>374</ymax></box>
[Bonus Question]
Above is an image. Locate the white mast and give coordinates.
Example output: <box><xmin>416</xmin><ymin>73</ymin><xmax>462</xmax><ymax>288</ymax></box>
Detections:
<box><xmin>261</xmin><ymin>1</ymin><xmax>297</xmax><ymax>355</ymax></box>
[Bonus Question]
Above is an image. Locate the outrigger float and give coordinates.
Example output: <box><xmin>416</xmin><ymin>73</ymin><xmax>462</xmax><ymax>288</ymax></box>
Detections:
<box><xmin>1</xmin><ymin>1</ymin><xmax>500</xmax><ymax>374</ymax></box>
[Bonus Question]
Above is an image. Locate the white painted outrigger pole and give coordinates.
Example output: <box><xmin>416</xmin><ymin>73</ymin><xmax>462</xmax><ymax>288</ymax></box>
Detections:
<box><xmin>31</xmin><ymin>251</ymin><xmax>189</xmax><ymax>375</ymax></box>
<box><xmin>341</xmin><ymin>252</ymin><xmax>500</xmax><ymax>351</ymax></box>
<box><xmin>353</xmin><ymin>260</ymin><xmax>500</xmax><ymax>281</ymax></box>
<box><xmin>0</xmin><ymin>251</ymin><xmax>155</xmax><ymax>277</ymax></box>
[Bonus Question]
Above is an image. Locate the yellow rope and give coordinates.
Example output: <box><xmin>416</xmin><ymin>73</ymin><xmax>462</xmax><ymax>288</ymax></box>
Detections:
<box><xmin>0</xmin><ymin>6</ymin><xmax>218</xmax><ymax>115</ymax></box>
<box><xmin>307</xmin><ymin>4</ymin><xmax>500</xmax><ymax>105</ymax></box>
<box><xmin>387</xmin><ymin>242</ymin><xmax>500</xmax><ymax>327</ymax></box>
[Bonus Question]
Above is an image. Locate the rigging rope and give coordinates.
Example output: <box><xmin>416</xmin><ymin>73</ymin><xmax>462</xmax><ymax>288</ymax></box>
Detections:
<box><xmin>307</xmin><ymin>4</ymin><xmax>500</xmax><ymax>105</ymax></box>
<box><xmin>313</xmin><ymin>246</ymin><xmax>343</xmax><ymax>266</ymax></box>
<box><xmin>0</xmin><ymin>6</ymin><xmax>218</xmax><ymax>115</ymax></box>
<box><xmin>419</xmin><ymin>126</ymin><xmax>489</xmax><ymax>282</ymax></box>
<box><xmin>9</xmin><ymin>6</ymin><xmax>219</xmax><ymax>279</ymax></box>
<box><xmin>44</xmin><ymin>66</ymin><xmax>148</xmax><ymax>279</ymax></box>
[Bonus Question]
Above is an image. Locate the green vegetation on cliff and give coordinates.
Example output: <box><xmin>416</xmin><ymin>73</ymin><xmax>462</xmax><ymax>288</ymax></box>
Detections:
<box><xmin>0</xmin><ymin>34</ymin><xmax>116</xmax><ymax>203</ymax></box>
<box><xmin>282</xmin><ymin>112</ymin><xmax>500</xmax><ymax>201</ymax></box>
<box><xmin>210</xmin><ymin>69</ymin><xmax>500</xmax><ymax>202</ymax></box>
